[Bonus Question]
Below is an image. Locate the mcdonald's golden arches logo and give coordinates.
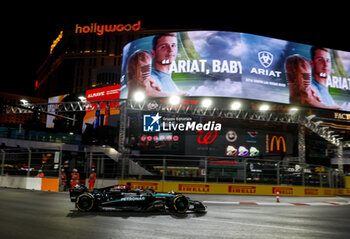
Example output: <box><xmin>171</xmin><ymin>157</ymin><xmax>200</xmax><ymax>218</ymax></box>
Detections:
<box><xmin>266</xmin><ymin>134</ymin><xmax>286</xmax><ymax>153</ymax></box>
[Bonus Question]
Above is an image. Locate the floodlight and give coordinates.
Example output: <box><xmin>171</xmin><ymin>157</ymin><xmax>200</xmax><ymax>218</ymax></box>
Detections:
<box><xmin>231</xmin><ymin>101</ymin><xmax>241</xmax><ymax>110</ymax></box>
<box><xmin>133</xmin><ymin>91</ymin><xmax>145</xmax><ymax>102</ymax></box>
<box><xmin>259</xmin><ymin>104</ymin><xmax>269</xmax><ymax>111</ymax></box>
<box><xmin>78</xmin><ymin>96</ymin><xmax>86</xmax><ymax>102</ymax></box>
<box><xmin>201</xmin><ymin>98</ymin><xmax>212</xmax><ymax>108</ymax></box>
<box><xmin>20</xmin><ymin>99</ymin><xmax>28</xmax><ymax>105</ymax></box>
<box><xmin>169</xmin><ymin>95</ymin><xmax>181</xmax><ymax>105</ymax></box>
<box><xmin>289</xmin><ymin>107</ymin><xmax>298</xmax><ymax>112</ymax></box>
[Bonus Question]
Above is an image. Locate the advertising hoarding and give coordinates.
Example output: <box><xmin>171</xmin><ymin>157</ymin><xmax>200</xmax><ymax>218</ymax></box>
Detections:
<box><xmin>132</xmin><ymin>111</ymin><xmax>294</xmax><ymax>158</ymax></box>
<box><xmin>120</xmin><ymin>31</ymin><xmax>350</xmax><ymax>112</ymax></box>
<box><xmin>46</xmin><ymin>94</ymin><xmax>69</xmax><ymax>128</ymax></box>
<box><xmin>83</xmin><ymin>85</ymin><xmax>120</xmax><ymax>130</ymax></box>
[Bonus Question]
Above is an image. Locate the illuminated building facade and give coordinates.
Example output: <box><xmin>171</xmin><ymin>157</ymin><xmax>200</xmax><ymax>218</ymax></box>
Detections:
<box><xmin>35</xmin><ymin>21</ymin><xmax>174</xmax><ymax>98</ymax></box>
<box><xmin>31</xmin><ymin>27</ymin><xmax>350</xmax><ymax>187</ymax></box>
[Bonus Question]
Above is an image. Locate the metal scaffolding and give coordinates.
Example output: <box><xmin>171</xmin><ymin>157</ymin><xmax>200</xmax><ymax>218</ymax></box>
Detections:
<box><xmin>4</xmin><ymin>98</ymin><xmax>346</xmax><ymax>171</ymax></box>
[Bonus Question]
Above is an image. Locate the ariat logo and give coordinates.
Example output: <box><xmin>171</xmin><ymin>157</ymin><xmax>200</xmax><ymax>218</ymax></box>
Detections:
<box><xmin>258</xmin><ymin>51</ymin><xmax>274</xmax><ymax>68</ymax></box>
<box><xmin>250</xmin><ymin>51</ymin><xmax>282</xmax><ymax>77</ymax></box>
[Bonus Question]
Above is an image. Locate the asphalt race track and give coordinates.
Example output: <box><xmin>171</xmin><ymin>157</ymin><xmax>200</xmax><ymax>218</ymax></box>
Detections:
<box><xmin>1</xmin><ymin>188</ymin><xmax>350</xmax><ymax>239</ymax></box>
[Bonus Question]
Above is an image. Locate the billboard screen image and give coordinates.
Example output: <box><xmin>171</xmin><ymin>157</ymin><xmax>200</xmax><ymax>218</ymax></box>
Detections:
<box><xmin>120</xmin><ymin>31</ymin><xmax>350</xmax><ymax>112</ymax></box>
<box><xmin>83</xmin><ymin>85</ymin><xmax>120</xmax><ymax>131</ymax></box>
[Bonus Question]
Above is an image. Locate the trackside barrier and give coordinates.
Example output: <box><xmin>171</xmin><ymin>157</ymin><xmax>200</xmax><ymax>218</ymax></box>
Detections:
<box><xmin>41</xmin><ymin>178</ymin><xmax>59</xmax><ymax>192</ymax></box>
<box><xmin>1</xmin><ymin>177</ymin><xmax>350</xmax><ymax>196</ymax></box>
<box><xmin>91</xmin><ymin>179</ymin><xmax>119</xmax><ymax>188</ymax></box>
<box><xmin>0</xmin><ymin>176</ymin><xmax>58</xmax><ymax>192</ymax></box>
<box><xmin>346</xmin><ymin>176</ymin><xmax>350</xmax><ymax>188</ymax></box>
<box><xmin>0</xmin><ymin>177</ymin><xmax>116</xmax><ymax>192</ymax></box>
<box><xmin>118</xmin><ymin>180</ymin><xmax>350</xmax><ymax>197</ymax></box>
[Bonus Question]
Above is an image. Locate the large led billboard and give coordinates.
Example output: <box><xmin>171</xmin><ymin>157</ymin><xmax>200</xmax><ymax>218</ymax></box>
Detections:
<box><xmin>120</xmin><ymin>31</ymin><xmax>350</xmax><ymax>112</ymax></box>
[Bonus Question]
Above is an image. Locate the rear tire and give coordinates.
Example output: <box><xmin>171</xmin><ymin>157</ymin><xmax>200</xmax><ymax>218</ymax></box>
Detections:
<box><xmin>76</xmin><ymin>193</ymin><xmax>95</xmax><ymax>212</ymax></box>
<box><xmin>171</xmin><ymin>195</ymin><xmax>190</xmax><ymax>214</ymax></box>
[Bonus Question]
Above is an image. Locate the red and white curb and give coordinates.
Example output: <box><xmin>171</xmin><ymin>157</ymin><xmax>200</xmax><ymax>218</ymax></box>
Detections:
<box><xmin>203</xmin><ymin>201</ymin><xmax>350</xmax><ymax>206</ymax></box>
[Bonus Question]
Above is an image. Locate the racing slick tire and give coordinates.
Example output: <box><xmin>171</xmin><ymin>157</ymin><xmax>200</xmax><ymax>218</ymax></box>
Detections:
<box><xmin>76</xmin><ymin>193</ymin><xmax>95</xmax><ymax>212</ymax></box>
<box><xmin>171</xmin><ymin>195</ymin><xmax>190</xmax><ymax>214</ymax></box>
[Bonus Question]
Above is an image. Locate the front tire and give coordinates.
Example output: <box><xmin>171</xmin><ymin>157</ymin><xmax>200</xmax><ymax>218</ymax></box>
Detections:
<box><xmin>171</xmin><ymin>195</ymin><xmax>190</xmax><ymax>214</ymax></box>
<box><xmin>76</xmin><ymin>193</ymin><xmax>95</xmax><ymax>212</ymax></box>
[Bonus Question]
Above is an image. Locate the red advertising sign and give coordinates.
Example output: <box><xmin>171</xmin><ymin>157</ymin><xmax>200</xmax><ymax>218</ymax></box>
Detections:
<box><xmin>83</xmin><ymin>85</ymin><xmax>120</xmax><ymax>129</ymax></box>
<box><xmin>85</xmin><ymin>85</ymin><xmax>120</xmax><ymax>110</ymax></box>
<box><xmin>196</xmin><ymin>130</ymin><xmax>218</xmax><ymax>144</ymax></box>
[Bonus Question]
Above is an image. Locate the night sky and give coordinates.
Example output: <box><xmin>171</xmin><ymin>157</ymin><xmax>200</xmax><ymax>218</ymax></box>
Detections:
<box><xmin>4</xmin><ymin>5</ymin><xmax>349</xmax><ymax>97</ymax></box>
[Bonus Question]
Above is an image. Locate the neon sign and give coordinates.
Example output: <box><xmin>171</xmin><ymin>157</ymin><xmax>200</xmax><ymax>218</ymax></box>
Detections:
<box><xmin>50</xmin><ymin>31</ymin><xmax>63</xmax><ymax>54</ymax></box>
<box><xmin>75</xmin><ymin>21</ymin><xmax>141</xmax><ymax>35</ymax></box>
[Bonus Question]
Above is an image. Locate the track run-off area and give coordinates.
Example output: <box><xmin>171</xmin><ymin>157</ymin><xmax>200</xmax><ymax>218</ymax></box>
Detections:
<box><xmin>1</xmin><ymin>188</ymin><xmax>350</xmax><ymax>239</ymax></box>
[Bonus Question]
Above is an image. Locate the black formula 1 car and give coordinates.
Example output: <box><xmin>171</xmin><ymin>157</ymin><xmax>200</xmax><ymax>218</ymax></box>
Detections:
<box><xmin>69</xmin><ymin>184</ymin><xmax>206</xmax><ymax>214</ymax></box>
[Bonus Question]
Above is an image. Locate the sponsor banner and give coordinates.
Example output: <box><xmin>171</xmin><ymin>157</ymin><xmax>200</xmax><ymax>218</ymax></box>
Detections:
<box><xmin>266</xmin><ymin>134</ymin><xmax>287</xmax><ymax>154</ymax></box>
<box><xmin>346</xmin><ymin>176</ymin><xmax>350</xmax><ymax>188</ymax></box>
<box><xmin>228</xmin><ymin>185</ymin><xmax>256</xmax><ymax>194</ymax></box>
<box><xmin>83</xmin><ymin>85</ymin><xmax>120</xmax><ymax>130</ymax></box>
<box><xmin>137</xmin><ymin>111</ymin><xmax>294</xmax><ymax>157</ymax></box>
<box><xmin>305</xmin><ymin>188</ymin><xmax>319</xmax><ymax>196</ymax></box>
<box><xmin>119</xmin><ymin>180</ymin><xmax>161</xmax><ymax>191</ymax></box>
<box><xmin>178</xmin><ymin>183</ymin><xmax>210</xmax><ymax>193</ymax></box>
<box><xmin>121</xmin><ymin>31</ymin><xmax>350</xmax><ymax>112</ymax></box>
<box><xmin>273</xmin><ymin>186</ymin><xmax>294</xmax><ymax>195</ymax></box>
<box><xmin>138</xmin><ymin>111</ymin><xmax>295</xmax><ymax>157</ymax></box>
<box><xmin>118</xmin><ymin>180</ymin><xmax>346</xmax><ymax>196</ymax></box>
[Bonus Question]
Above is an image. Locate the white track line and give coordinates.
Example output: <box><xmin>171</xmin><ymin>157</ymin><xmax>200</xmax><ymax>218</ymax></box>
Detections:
<box><xmin>203</xmin><ymin>201</ymin><xmax>350</xmax><ymax>206</ymax></box>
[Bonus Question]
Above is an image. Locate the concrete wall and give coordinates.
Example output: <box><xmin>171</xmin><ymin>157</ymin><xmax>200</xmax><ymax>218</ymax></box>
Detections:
<box><xmin>0</xmin><ymin>176</ymin><xmax>41</xmax><ymax>190</ymax></box>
